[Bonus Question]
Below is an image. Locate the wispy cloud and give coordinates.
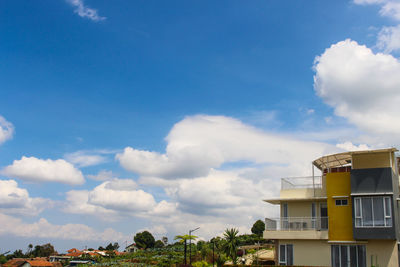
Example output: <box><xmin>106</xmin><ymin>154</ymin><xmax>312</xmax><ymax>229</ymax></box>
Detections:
<box><xmin>66</xmin><ymin>0</ymin><xmax>106</xmax><ymax>22</ymax></box>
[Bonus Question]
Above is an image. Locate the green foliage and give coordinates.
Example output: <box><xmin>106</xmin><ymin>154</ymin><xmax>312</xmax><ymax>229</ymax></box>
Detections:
<box><xmin>134</xmin><ymin>231</ymin><xmax>156</xmax><ymax>249</ymax></box>
<box><xmin>223</xmin><ymin>228</ymin><xmax>239</xmax><ymax>264</ymax></box>
<box><xmin>31</xmin><ymin>243</ymin><xmax>56</xmax><ymax>257</ymax></box>
<box><xmin>192</xmin><ymin>260</ymin><xmax>209</xmax><ymax>267</ymax></box>
<box><xmin>251</xmin><ymin>219</ymin><xmax>265</xmax><ymax>237</ymax></box>
<box><xmin>6</xmin><ymin>249</ymin><xmax>25</xmax><ymax>260</ymax></box>
<box><xmin>174</xmin><ymin>234</ymin><xmax>197</xmax><ymax>243</ymax></box>
<box><xmin>0</xmin><ymin>254</ymin><xmax>7</xmax><ymax>264</ymax></box>
<box><xmin>105</xmin><ymin>242</ymin><xmax>119</xmax><ymax>251</ymax></box>
<box><xmin>154</xmin><ymin>240</ymin><xmax>164</xmax><ymax>248</ymax></box>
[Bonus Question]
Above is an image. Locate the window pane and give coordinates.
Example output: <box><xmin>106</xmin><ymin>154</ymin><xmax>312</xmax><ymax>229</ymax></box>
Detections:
<box><xmin>279</xmin><ymin>245</ymin><xmax>286</xmax><ymax>264</ymax></box>
<box><xmin>356</xmin><ymin>218</ymin><xmax>362</xmax><ymax>227</ymax></box>
<box><xmin>287</xmin><ymin>244</ymin><xmax>293</xmax><ymax>265</ymax></box>
<box><xmin>355</xmin><ymin>198</ymin><xmax>361</xmax><ymax>217</ymax></box>
<box><xmin>384</xmin><ymin>197</ymin><xmax>391</xmax><ymax>217</ymax></box>
<box><xmin>336</xmin><ymin>199</ymin><xmax>341</xmax><ymax>206</ymax></box>
<box><xmin>341</xmin><ymin>245</ymin><xmax>348</xmax><ymax>267</ymax></box>
<box><xmin>283</xmin><ymin>203</ymin><xmax>288</xmax><ymax>217</ymax></box>
<box><xmin>342</xmin><ymin>199</ymin><xmax>348</xmax><ymax>205</ymax></box>
<box><xmin>312</xmin><ymin>203</ymin><xmax>316</xmax><ymax>217</ymax></box>
<box><xmin>357</xmin><ymin>245</ymin><xmax>366</xmax><ymax>267</ymax></box>
<box><xmin>362</xmin><ymin>198</ymin><xmax>373</xmax><ymax>226</ymax></box>
<box><xmin>350</xmin><ymin>246</ymin><xmax>357</xmax><ymax>267</ymax></box>
<box><xmin>373</xmin><ymin>197</ymin><xmax>384</xmax><ymax>226</ymax></box>
<box><xmin>386</xmin><ymin>218</ymin><xmax>392</xmax><ymax>227</ymax></box>
<box><xmin>331</xmin><ymin>245</ymin><xmax>340</xmax><ymax>267</ymax></box>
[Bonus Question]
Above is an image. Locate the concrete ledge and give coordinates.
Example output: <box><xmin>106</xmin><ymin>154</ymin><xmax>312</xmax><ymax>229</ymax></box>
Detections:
<box><xmin>263</xmin><ymin>230</ymin><xmax>329</xmax><ymax>240</ymax></box>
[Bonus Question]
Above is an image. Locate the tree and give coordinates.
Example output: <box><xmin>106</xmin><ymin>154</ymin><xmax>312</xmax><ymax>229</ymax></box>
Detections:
<box><xmin>134</xmin><ymin>231</ymin><xmax>155</xmax><ymax>249</ymax></box>
<box><xmin>98</xmin><ymin>246</ymin><xmax>105</xmax><ymax>251</ymax></box>
<box><xmin>251</xmin><ymin>219</ymin><xmax>265</xmax><ymax>238</ymax></box>
<box><xmin>31</xmin><ymin>243</ymin><xmax>56</xmax><ymax>257</ymax></box>
<box><xmin>105</xmin><ymin>243</ymin><xmax>114</xmax><ymax>251</ymax></box>
<box><xmin>154</xmin><ymin>240</ymin><xmax>164</xmax><ymax>248</ymax></box>
<box><xmin>223</xmin><ymin>228</ymin><xmax>239</xmax><ymax>264</ymax></box>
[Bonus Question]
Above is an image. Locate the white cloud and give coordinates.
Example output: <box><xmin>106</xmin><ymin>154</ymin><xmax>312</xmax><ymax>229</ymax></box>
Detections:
<box><xmin>336</xmin><ymin>142</ymin><xmax>371</xmax><ymax>151</ymax></box>
<box><xmin>66</xmin><ymin>0</ymin><xmax>106</xmax><ymax>22</ymax></box>
<box><xmin>377</xmin><ymin>25</ymin><xmax>400</xmax><ymax>52</ymax></box>
<box><xmin>63</xmin><ymin>190</ymin><xmax>117</xmax><ymax>218</ymax></box>
<box><xmin>64</xmin><ymin>151</ymin><xmax>107</xmax><ymax>167</ymax></box>
<box><xmin>314</xmin><ymin>39</ymin><xmax>400</xmax><ymax>143</ymax></box>
<box><xmin>88</xmin><ymin>179</ymin><xmax>156</xmax><ymax>212</ymax></box>
<box><xmin>87</xmin><ymin>169</ymin><xmax>115</xmax><ymax>181</ymax></box>
<box><xmin>117</xmin><ymin>115</ymin><xmax>338</xmax><ymax>179</ymax></box>
<box><xmin>2</xmin><ymin>156</ymin><xmax>85</xmax><ymax>185</ymax></box>
<box><xmin>64</xmin><ymin>179</ymin><xmax>164</xmax><ymax>219</ymax></box>
<box><xmin>354</xmin><ymin>0</ymin><xmax>400</xmax><ymax>52</ymax></box>
<box><xmin>354</xmin><ymin>0</ymin><xmax>400</xmax><ymax>20</ymax></box>
<box><xmin>0</xmin><ymin>212</ymin><xmax>127</xmax><ymax>242</ymax></box>
<box><xmin>0</xmin><ymin>179</ymin><xmax>49</xmax><ymax>216</ymax></box>
<box><xmin>0</xmin><ymin>115</ymin><xmax>14</xmax><ymax>145</ymax></box>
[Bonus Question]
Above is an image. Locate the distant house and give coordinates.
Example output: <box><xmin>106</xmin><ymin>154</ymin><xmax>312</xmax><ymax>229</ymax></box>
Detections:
<box><xmin>125</xmin><ymin>243</ymin><xmax>138</xmax><ymax>253</ymax></box>
<box><xmin>3</xmin><ymin>258</ymin><xmax>60</xmax><ymax>267</ymax></box>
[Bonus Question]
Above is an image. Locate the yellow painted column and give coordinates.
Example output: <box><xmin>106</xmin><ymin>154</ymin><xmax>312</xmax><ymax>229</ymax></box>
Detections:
<box><xmin>326</xmin><ymin>172</ymin><xmax>354</xmax><ymax>241</ymax></box>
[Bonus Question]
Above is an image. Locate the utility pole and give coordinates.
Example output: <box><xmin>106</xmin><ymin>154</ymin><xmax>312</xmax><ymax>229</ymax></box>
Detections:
<box><xmin>189</xmin><ymin>227</ymin><xmax>200</xmax><ymax>265</ymax></box>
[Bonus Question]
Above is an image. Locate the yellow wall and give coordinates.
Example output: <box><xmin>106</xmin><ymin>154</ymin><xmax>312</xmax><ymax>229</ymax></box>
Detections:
<box><xmin>282</xmin><ymin>200</ymin><xmax>325</xmax><ymax>218</ymax></box>
<box><xmin>367</xmin><ymin>240</ymin><xmax>398</xmax><ymax>267</ymax></box>
<box><xmin>326</xmin><ymin>172</ymin><xmax>353</xmax><ymax>241</ymax></box>
<box><xmin>279</xmin><ymin>240</ymin><xmax>330</xmax><ymax>266</ymax></box>
<box><xmin>352</xmin><ymin>151</ymin><xmax>394</xmax><ymax>170</ymax></box>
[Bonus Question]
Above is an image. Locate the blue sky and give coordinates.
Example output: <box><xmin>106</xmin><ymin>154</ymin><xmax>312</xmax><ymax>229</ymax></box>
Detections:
<box><xmin>1</xmin><ymin>0</ymin><xmax>400</xmax><ymax>253</ymax></box>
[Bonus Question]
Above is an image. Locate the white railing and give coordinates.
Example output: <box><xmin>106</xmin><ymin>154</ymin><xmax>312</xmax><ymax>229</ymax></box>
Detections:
<box><xmin>281</xmin><ymin>176</ymin><xmax>322</xmax><ymax>190</ymax></box>
<box><xmin>265</xmin><ymin>217</ymin><xmax>328</xmax><ymax>231</ymax></box>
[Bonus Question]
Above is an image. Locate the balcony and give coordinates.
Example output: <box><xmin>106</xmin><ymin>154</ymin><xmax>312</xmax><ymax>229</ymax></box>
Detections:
<box><xmin>263</xmin><ymin>217</ymin><xmax>329</xmax><ymax>240</ymax></box>
<box><xmin>279</xmin><ymin>176</ymin><xmax>326</xmax><ymax>199</ymax></box>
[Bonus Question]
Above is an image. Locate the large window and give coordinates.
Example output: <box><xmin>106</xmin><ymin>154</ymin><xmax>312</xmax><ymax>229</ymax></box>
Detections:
<box><xmin>354</xmin><ymin>196</ymin><xmax>392</xmax><ymax>227</ymax></box>
<box><xmin>331</xmin><ymin>245</ymin><xmax>366</xmax><ymax>267</ymax></box>
<box><xmin>279</xmin><ymin>244</ymin><xmax>293</xmax><ymax>266</ymax></box>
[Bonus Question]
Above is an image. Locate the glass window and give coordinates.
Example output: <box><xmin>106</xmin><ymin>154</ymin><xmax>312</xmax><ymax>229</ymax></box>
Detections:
<box><xmin>355</xmin><ymin>196</ymin><xmax>392</xmax><ymax>227</ymax></box>
<box><xmin>279</xmin><ymin>244</ymin><xmax>293</xmax><ymax>265</ymax></box>
<box><xmin>331</xmin><ymin>245</ymin><xmax>366</xmax><ymax>267</ymax></box>
<box><xmin>286</xmin><ymin>244</ymin><xmax>293</xmax><ymax>265</ymax></box>
<box><xmin>335</xmin><ymin>199</ymin><xmax>348</xmax><ymax>206</ymax></box>
<box><xmin>279</xmin><ymin>244</ymin><xmax>286</xmax><ymax>265</ymax></box>
<box><xmin>361</xmin><ymin>198</ymin><xmax>373</xmax><ymax>226</ymax></box>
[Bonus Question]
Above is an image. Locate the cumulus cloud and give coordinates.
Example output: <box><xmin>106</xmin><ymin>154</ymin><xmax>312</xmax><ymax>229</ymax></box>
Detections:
<box><xmin>2</xmin><ymin>156</ymin><xmax>85</xmax><ymax>185</ymax></box>
<box><xmin>0</xmin><ymin>179</ymin><xmax>49</xmax><ymax>216</ymax></box>
<box><xmin>314</xmin><ymin>39</ymin><xmax>400</xmax><ymax>142</ymax></box>
<box><xmin>0</xmin><ymin>212</ymin><xmax>127</xmax><ymax>242</ymax></box>
<box><xmin>87</xmin><ymin>170</ymin><xmax>115</xmax><ymax>181</ymax></box>
<box><xmin>336</xmin><ymin>142</ymin><xmax>371</xmax><ymax>151</ymax></box>
<box><xmin>117</xmin><ymin>115</ymin><xmax>338</xmax><ymax>179</ymax></box>
<box><xmin>64</xmin><ymin>151</ymin><xmax>107</xmax><ymax>167</ymax></box>
<box><xmin>64</xmin><ymin>179</ymin><xmax>170</xmax><ymax>219</ymax></box>
<box><xmin>0</xmin><ymin>115</ymin><xmax>14</xmax><ymax>145</ymax></box>
<box><xmin>63</xmin><ymin>190</ymin><xmax>117</xmax><ymax>219</ymax></box>
<box><xmin>88</xmin><ymin>179</ymin><xmax>156</xmax><ymax>212</ymax></box>
<box><xmin>66</xmin><ymin>0</ymin><xmax>106</xmax><ymax>22</ymax></box>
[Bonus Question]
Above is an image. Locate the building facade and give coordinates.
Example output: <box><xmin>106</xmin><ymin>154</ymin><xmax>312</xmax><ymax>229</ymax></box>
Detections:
<box><xmin>264</xmin><ymin>148</ymin><xmax>400</xmax><ymax>266</ymax></box>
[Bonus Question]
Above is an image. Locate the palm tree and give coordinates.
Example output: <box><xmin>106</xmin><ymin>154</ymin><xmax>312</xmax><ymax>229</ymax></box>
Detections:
<box><xmin>174</xmin><ymin>234</ymin><xmax>198</xmax><ymax>265</ymax></box>
<box><xmin>174</xmin><ymin>234</ymin><xmax>198</xmax><ymax>243</ymax></box>
<box><xmin>223</xmin><ymin>228</ymin><xmax>239</xmax><ymax>265</ymax></box>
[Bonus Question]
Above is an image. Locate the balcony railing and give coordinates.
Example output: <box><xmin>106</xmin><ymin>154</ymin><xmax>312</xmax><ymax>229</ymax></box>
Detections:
<box><xmin>265</xmin><ymin>217</ymin><xmax>329</xmax><ymax>231</ymax></box>
<box><xmin>281</xmin><ymin>176</ymin><xmax>322</xmax><ymax>190</ymax></box>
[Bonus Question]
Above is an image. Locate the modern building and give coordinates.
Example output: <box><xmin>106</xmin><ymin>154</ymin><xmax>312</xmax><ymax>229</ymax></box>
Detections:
<box><xmin>264</xmin><ymin>148</ymin><xmax>400</xmax><ymax>266</ymax></box>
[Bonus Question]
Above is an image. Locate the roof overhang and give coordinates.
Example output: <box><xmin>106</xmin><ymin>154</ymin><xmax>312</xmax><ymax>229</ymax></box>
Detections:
<box><xmin>312</xmin><ymin>148</ymin><xmax>398</xmax><ymax>171</ymax></box>
<box><xmin>263</xmin><ymin>196</ymin><xmax>327</xmax><ymax>204</ymax></box>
